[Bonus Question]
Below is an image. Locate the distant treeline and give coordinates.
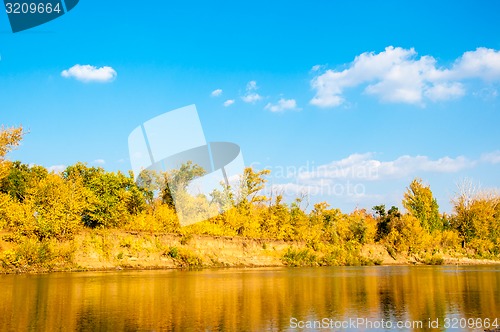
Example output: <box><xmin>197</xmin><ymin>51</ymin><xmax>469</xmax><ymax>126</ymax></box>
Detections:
<box><xmin>0</xmin><ymin>126</ymin><xmax>499</xmax><ymax>269</ymax></box>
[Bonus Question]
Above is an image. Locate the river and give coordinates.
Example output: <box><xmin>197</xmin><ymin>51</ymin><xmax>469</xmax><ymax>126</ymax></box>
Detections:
<box><xmin>0</xmin><ymin>266</ymin><xmax>498</xmax><ymax>331</ymax></box>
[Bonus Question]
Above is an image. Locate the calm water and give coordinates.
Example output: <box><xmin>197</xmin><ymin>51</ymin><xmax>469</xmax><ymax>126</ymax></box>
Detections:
<box><xmin>0</xmin><ymin>266</ymin><xmax>499</xmax><ymax>331</ymax></box>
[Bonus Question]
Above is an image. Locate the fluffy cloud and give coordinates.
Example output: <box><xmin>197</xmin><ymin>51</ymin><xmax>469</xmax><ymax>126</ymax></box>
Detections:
<box><xmin>93</xmin><ymin>159</ymin><xmax>106</xmax><ymax>165</ymax></box>
<box><xmin>310</xmin><ymin>47</ymin><xmax>500</xmax><ymax>107</ymax></box>
<box><xmin>223</xmin><ymin>99</ymin><xmax>235</xmax><ymax>107</ymax></box>
<box><xmin>61</xmin><ymin>64</ymin><xmax>117</xmax><ymax>83</ymax></box>
<box><xmin>297</xmin><ymin>153</ymin><xmax>475</xmax><ymax>182</ymax></box>
<box><xmin>242</xmin><ymin>80</ymin><xmax>262</xmax><ymax>103</ymax></box>
<box><xmin>211</xmin><ymin>89</ymin><xmax>223</xmax><ymax>97</ymax></box>
<box><xmin>450</xmin><ymin>48</ymin><xmax>500</xmax><ymax>80</ymax></box>
<box><xmin>242</xmin><ymin>94</ymin><xmax>262</xmax><ymax>103</ymax></box>
<box><xmin>263</xmin><ymin>151</ymin><xmax>500</xmax><ymax>204</ymax></box>
<box><xmin>424</xmin><ymin>82</ymin><xmax>465</xmax><ymax>101</ymax></box>
<box><xmin>264</xmin><ymin>98</ymin><xmax>299</xmax><ymax>112</ymax></box>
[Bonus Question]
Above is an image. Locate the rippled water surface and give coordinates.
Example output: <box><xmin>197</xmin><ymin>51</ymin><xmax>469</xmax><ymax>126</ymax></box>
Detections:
<box><xmin>0</xmin><ymin>266</ymin><xmax>499</xmax><ymax>331</ymax></box>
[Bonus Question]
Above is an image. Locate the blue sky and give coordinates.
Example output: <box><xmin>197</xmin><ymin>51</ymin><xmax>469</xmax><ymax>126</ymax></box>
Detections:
<box><xmin>1</xmin><ymin>0</ymin><xmax>499</xmax><ymax>212</ymax></box>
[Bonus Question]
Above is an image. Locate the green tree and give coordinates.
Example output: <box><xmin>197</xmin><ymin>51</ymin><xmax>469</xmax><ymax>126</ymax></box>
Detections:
<box><xmin>402</xmin><ymin>178</ymin><xmax>441</xmax><ymax>232</ymax></box>
<box><xmin>0</xmin><ymin>161</ymin><xmax>48</xmax><ymax>202</ymax></box>
<box><xmin>373</xmin><ymin>205</ymin><xmax>401</xmax><ymax>241</ymax></box>
<box><xmin>64</xmin><ymin>163</ymin><xmax>146</xmax><ymax>228</ymax></box>
<box><xmin>161</xmin><ymin>161</ymin><xmax>206</xmax><ymax>208</ymax></box>
<box><xmin>135</xmin><ymin>169</ymin><xmax>162</xmax><ymax>205</ymax></box>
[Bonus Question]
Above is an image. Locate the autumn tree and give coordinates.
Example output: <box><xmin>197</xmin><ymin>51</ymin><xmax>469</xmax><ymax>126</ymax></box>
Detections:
<box><xmin>237</xmin><ymin>167</ymin><xmax>271</xmax><ymax>205</ymax></box>
<box><xmin>23</xmin><ymin>173</ymin><xmax>88</xmax><ymax>239</ymax></box>
<box><xmin>161</xmin><ymin>161</ymin><xmax>206</xmax><ymax>208</ymax></box>
<box><xmin>0</xmin><ymin>126</ymin><xmax>25</xmax><ymax>231</ymax></box>
<box><xmin>0</xmin><ymin>126</ymin><xmax>24</xmax><ymax>160</ymax></box>
<box><xmin>135</xmin><ymin>169</ymin><xmax>162</xmax><ymax>205</ymax></box>
<box><xmin>0</xmin><ymin>161</ymin><xmax>48</xmax><ymax>202</ymax></box>
<box><xmin>452</xmin><ymin>179</ymin><xmax>500</xmax><ymax>254</ymax></box>
<box><xmin>402</xmin><ymin>178</ymin><xmax>441</xmax><ymax>232</ymax></box>
<box><xmin>451</xmin><ymin>179</ymin><xmax>477</xmax><ymax>244</ymax></box>
<box><xmin>63</xmin><ymin>163</ymin><xmax>146</xmax><ymax>228</ymax></box>
<box><xmin>0</xmin><ymin>126</ymin><xmax>24</xmax><ymax>182</ymax></box>
<box><xmin>261</xmin><ymin>194</ymin><xmax>293</xmax><ymax>239</ymax></box>
<box><xmin>373</xmin><ymin>205</ymin><xmax>401</xmax><ymax>241</ymax></box>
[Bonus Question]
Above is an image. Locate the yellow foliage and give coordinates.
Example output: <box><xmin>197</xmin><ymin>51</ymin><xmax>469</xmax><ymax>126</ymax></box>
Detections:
<box><xmin>0</xmin><ymin>192</ymin><xmax>34</xmax><ymax>233</ymax></box>
<box><xmin>469</xmin><ymin>238</ymin><xmax>495</xmax><ymax>258</ymax></box>
<box><xmin>19</xmin><ymin>174</ymin><xmax>87</xmax><ymax>239</ymax></box>
<box><xmin>385</xmin><ymin>214</ymin><xmax>431</xmax><ymax>254</ymax></box>
<box><xmin>126</xmin><ymin>202</ymin><xmax>180</xmax><ymax>233</ymax></box>
<box><xmin>0</xmin><ymin>126</ymin><xmax>24</xmax><ymax>160</ymax></box>
<box><xmin>0</xmin><ymin>192</ymin><xmax>11</xmax><ymax>230</ymax></box>
<box><xmin>0</xmin><ymin>161</ymin><xmax>11</xmax><ymax>183</ymax></box>
<box><xmin>439</xmin><ymin>230</ymin><xmax>462</xmax><ymax>251</ymax></box>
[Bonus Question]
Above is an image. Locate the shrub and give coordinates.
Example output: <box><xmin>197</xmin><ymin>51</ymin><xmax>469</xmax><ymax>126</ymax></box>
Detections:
<box><xmin>166</xmin><ymin>246</ymin><xmax>203</xmax><ymax>268</ymax></box>
<box><xmin>421</xmin><ymin>252</ymin><xmax>444</xmax><ymax>265</ymax></box>
<box><xmin>282</xmin><ymin>247</ymin><xmax>318</xmax><ymax>267</ymax></box>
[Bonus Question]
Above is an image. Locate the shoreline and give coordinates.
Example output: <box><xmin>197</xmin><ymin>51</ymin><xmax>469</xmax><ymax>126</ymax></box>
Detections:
<box><xmin>3</xmin><ymin>260</ymin><xmax>500</xmax><ymax>276</ymax></box>
<box><xmin>1</xmin><ymin>230</ymin><xmax>499</xmax><ymax>275</ymax></box>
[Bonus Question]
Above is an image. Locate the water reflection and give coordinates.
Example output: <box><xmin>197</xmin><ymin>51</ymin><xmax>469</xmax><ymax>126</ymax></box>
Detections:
<box><xmin>0</xmin><ymin>266</ymin><xmax>498</xmax><ymax>331</ymax></box>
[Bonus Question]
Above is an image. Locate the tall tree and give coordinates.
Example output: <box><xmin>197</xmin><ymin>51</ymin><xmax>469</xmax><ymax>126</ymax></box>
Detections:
<box><xmin>237</xmin><ymin>167</ymin><xmax>270</xmax><ymax>204</ymax></box>
<box><xmin>402</xmin><ymin>178</ymin><xmax>441</xmax><ymax>232</ymax></box>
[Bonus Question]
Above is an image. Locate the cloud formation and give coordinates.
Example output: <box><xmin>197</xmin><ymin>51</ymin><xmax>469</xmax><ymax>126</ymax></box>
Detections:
<box><xmin>481</xmin><ymin>151</ymin><xmax>500</xmax><ymax>164</ymax></box>
<box><xmin>242</xmin><ymin>80</ymin><xmax>263</xmax><ymax>103</ymax></box>
<box><xmin>264</xmin><ymin>98</ymin><xmax>299</xmax><ymax>112</ymax></box>
<box><xmin>61</xmin><ymin>64</ymin><xmax>117</xmax><ymax>83</ymax></box>
<box><xmin>223</xmin><ymin>99</ymin><xmax>235</xmax><ymax>107</ymax></box>
<box><xmin>262</xmin><ymin>152</ymin><xmax>489</xmax><ymax>201</ymax></box>
<box><xmin>297</xmin><ymin>153</ymin><xmax>475</xmax><ymax>183</ymax></box>
<box><xmin>211</xmin><ymin>89</ymin><xmax>223</xmax><ymax>97</ymax></box>
<box><xmin>310</xmin><ymin>47</ymin><xmax>500</xmax><ymax>107</ymax></box>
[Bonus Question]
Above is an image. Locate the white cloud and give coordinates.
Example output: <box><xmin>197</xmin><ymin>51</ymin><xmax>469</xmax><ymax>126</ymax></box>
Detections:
<box><xmin>93</xmin><ymin>159</ymin><xmax>106</xmax><ymax>165</ymax></box>
<box><xmin>223</xmin><ymin>99</ymin><xmax>235</xmax><ymax>107</ymax></box>
<box><xmin>310</xmin><ymin>46</ymin><xmax>500</xmax><ymax>108</ymax></box>
<box><xmin>61</xmin><ymin>64</ymin><xmax>117</xmax><ymax>83</ymax></box>
<box><xmin>48</xmin><ymin>165</ymin><xmax>66</xmax><ymax>173</ymax></box>
<box><xmin>247</xmin><ymin>80</ymin><xmax>258</xmax><ymax>91</ymax></box>
<box><xmin>311</xmin><ymin>65</ymin><xmax>323</xmax><ymax>72</ymax></box>
<box><xmin>449</xmin><ymin>47</ymin><xmax>500</xmax><ymax>81</ymax></box>
<box><xmin>424</xmin><ymin>82</ymin><xmax>465</xmax><ymax>101</ymax></box>
<box><xmin>297</xmin><ymin>153</ymin><xmax>475</xmax><ymax>182</ymax></box>
<box><xmin>264</xmin><ymin>98</ymin><xmax>299</xmax><ymax>112</ymax></box>
<box><xmin>242</xmin><ymin>80</ymin><xmax>263</xmax><ymax>103</ymax></box>
<box><xmin>211</xmin><ymin>89</ymin><xmax>223</xmax><ymax>97</ymax></box>
<box><xmin>242</xmin><ymin>93</ymin><xmax>262</xmax><ymax>103</ymax></box>
<box><xmin>481</xmin><ymin>151</ymin><xmax>500</xmax><ymax>164</ymax></box>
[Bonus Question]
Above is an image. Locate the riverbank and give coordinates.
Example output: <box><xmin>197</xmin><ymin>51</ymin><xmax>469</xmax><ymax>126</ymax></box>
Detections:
<box><xmin>1</xmin><ymin>230</ymin><xmax>499</xmax><ymax>274</ymax></box>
